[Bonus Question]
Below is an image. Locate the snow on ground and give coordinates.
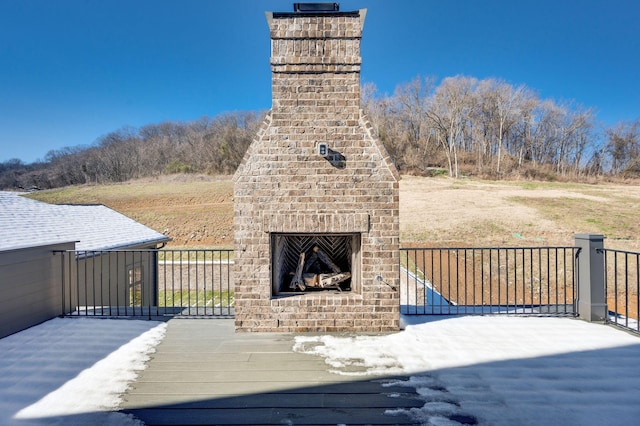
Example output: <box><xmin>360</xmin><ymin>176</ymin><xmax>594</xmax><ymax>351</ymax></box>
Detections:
<box><xmin>294</xmin><ymin>316</ymin><xmax>640</xmax><ymax>426</ymax></box>
<box><xmin>0</xmin><ymin>317</ymin><xmax>166</xmax><ymax>426</ymax></box>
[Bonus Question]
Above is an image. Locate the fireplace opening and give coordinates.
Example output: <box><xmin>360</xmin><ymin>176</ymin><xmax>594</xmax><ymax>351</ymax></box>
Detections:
<box><xmin>271</xmin><ymin>233</ymin><xmax>360</xmax><ymax>296</ymax></box>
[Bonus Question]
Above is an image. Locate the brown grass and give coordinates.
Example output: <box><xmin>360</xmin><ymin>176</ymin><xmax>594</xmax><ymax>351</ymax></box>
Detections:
<box><xmin>399</xmin><ymin>176</ymin><xmax>640</xmax><ymax>252</ymax></box>
<box><xmin>27</xmin><ymin>174</ymin><xmax>234</xmax><ymax>248</ymax></box>
<box><xmin>28</xmin><ymin>174</ymin><xmax>640</xmax><ymax>252</ymax></box>
<box><xmin>28</xmin><ymin>174</ymin><xmax>640</xmax><ymax>317</ymax></box>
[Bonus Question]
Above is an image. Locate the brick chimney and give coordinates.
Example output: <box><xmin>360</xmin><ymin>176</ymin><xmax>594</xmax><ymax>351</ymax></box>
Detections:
<box><xmin>233</xmin><ymin>3</ymin><xmax>400</xmax><ymax>332</ymax></box>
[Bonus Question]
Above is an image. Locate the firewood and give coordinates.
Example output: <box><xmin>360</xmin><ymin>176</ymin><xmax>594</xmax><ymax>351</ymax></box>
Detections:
<box><xmin>289</xmin><ymin>252</ymin><xmax>306</xmax><ymax>291</ymax></box>
<box><xmin>319</xmin><ymin>272</ymin><xmax>351</xmax><ymax>288</ymax></box>
<box><xmin>303</xmin><ymin>273</ymin><xmax>319</xmax><ymax>287</ymax></box>
<box><xmin>313</xmin><ymin>246</ymin><xmax>341</xmax><ymax>273</ymax></box>
<box><xmin>303</xmin><ymin>252</ymin><xmax>318</xmax><ymax>273</ymax></box>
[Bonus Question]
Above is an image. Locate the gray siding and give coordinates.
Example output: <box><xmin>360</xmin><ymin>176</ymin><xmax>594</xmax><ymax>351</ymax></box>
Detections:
<box><xmin>0</xmin><ymin>242</ymin><xmax>75</xmax><ymax>339</ymax></box>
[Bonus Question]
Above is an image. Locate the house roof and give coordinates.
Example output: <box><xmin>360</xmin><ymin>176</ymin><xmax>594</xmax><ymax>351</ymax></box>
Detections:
<box><xmin>0</xmin><ymin>191</ymin><xmax>170</xmax><ymax>251</ymax></box>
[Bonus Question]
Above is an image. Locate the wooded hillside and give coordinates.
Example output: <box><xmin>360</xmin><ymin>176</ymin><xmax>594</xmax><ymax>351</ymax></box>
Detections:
<box><xmin>2</xmin><ymin>75</ymin><xmax>639</xmax><ymax>189</ymax></box>
<box><xmin>364</xmin><ymin>76</ymin><xmax>640</xmax><ymax>180</ymax></box>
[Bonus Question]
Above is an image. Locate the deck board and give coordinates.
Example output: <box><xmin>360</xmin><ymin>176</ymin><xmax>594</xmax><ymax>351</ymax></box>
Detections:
<box><xmin>120</xmin><ymin>319</ymin><xmax>422</xmax><ymax>425</ymax></box>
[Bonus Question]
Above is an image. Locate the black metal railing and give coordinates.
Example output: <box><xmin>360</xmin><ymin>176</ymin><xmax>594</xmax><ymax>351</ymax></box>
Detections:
<box><xmin>400</xmin><ymin>246</ymin><xmax>579</xmax><ymax>316</ymax></box>
<box><xmin>58</xmin><ymin>249</ymin><xmax>234</xmax><ymax>318</ymax></box>
<box><xmin>601</xmin><ymin>248</ymin><xmax>640</xmax><ymax>333</ymax></box>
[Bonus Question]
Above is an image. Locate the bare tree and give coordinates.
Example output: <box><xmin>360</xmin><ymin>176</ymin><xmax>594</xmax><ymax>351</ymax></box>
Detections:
<box><xmin>427</xmin><ymin>75</ymin><xmax>478</xmax><ymax>178</ymax></box>
<box><xmin>606</xmin><ymin>120</ymin><xmax>640</xmax><ymax>175</ymax></box>
<box><xmin>482</xmin><ymin>80</ymin><xmax>525</xmax><ymax>173</ymax></box>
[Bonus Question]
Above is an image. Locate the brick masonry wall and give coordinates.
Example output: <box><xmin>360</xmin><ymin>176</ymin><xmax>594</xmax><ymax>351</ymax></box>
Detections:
<box><xmin>233</xmin><ymin>10</ymin><xmax>400</xmax><ymax>332</ymax></box>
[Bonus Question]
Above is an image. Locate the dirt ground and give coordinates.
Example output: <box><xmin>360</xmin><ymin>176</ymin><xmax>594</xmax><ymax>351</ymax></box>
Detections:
<box><xmin>30</xmin><ymin>174</ymin><xmax>639</xmax><ymax>318</ymax></box>
<box><xmin>30</xmin><ymin>173</ymin><xmax>640</xmax><ymax>252</ymax></box>
<box><xmin>24</xmin><ymin>171</ymin><xmax>640</xmax><ymax>322</ymax></box>
<box><xmin>400</xmin><ymin>175</ymin><xmax>640</xmax><ymax>251</ymax></box>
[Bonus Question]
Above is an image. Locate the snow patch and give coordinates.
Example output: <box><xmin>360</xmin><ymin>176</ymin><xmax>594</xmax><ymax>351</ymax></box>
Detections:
<box><xmin>294</xmin><ymin>316</ymin><xmax>640</xmax><ymax>425</ymax></box>
<box><xmin>0</xmin><ymin>318</ymin><xmax>166</xmax><ymax>425</ymax></box>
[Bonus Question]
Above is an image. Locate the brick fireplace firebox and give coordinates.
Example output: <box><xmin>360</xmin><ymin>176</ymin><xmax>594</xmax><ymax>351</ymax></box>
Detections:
<box><xmin>233</xmin><ymin>3</ymin><xmax>400</xmax><ymax>332</ymax></box>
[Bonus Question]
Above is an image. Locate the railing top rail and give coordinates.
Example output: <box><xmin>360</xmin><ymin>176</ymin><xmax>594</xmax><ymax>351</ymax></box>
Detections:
<box><xmin>161</xmin><ymin>248</ymin><xmax>233</xmax><ymax>251</ymax></box>
<box><xmin>53</xmin><ymin>248</ymin><xmax>234</xmax><ymax>253</ymax></box>
<box><xmin>400</xmin><ymin>246</ymin><xmax>580</xmax><ymax>251</ymax></box>
<box><xmin>597</xmin><ymin>247</ymin><xmax>640</xmax><ymax>256</ymax></box>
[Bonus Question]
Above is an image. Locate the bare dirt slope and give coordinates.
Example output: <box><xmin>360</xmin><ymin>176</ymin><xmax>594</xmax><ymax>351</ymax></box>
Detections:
<box><xmin>28</xmin><ymin>174</ymin><xmax>640</xmax><ymax>251</ymax></box>
<box><xmin>29</xmin><ymin>174</ymin><xmax>234</xmax><ymax>248</ymax></box>
<box><xmin>400</xmin><ymin>176</ymin><xmax>640</xmax><ymax>250</ymax></box>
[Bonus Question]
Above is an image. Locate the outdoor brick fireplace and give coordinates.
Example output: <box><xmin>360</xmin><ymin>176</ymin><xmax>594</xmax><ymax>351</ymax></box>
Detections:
<box><xmin>233</xmin><ymin>3</ymin><xmax>400</xmax><ymax>332</ymax></box>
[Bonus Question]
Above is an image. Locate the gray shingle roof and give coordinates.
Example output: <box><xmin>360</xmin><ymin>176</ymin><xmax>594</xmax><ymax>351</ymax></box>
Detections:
<box><xmin>0</xmin><ymin>191</ymin><xmax>170</xmax><ymax>251</ymax></box>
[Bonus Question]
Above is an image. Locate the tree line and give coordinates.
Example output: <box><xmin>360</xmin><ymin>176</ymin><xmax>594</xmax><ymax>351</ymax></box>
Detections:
<box><xmin>0</xmin><ymin>111</ymin><xmax>263</xmax><ymax>189</ymax></box>
<box><xmin>1</xmin><ymin>74</ymin><xmax>639</xmax><ymax>190</ymax></box>
<box><xmin>364</xmin><ymin>75</ymin><xmax>639</xmax><ymax>180</ymax></box>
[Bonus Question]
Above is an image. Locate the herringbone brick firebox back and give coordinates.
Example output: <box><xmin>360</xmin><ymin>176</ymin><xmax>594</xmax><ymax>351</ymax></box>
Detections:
<box><xmin>233</xmin><ymin>3</ymin><xmax>400</xmax><ymax>332</ymax></box>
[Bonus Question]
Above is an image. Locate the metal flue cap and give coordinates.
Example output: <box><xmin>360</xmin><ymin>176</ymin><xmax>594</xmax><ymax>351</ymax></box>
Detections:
<box><xmin>293</xmin><ymin>3</ymin><xmax>339</xmax><ymax>13</ymax></box>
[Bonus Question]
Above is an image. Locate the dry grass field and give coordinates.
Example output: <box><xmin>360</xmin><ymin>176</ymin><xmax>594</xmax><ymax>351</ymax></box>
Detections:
<box><xmin>29</xmin><ymin>174</ymin><xmax>234</xmax><ymax>248</ymax></box>
<box><xmin>28</xmin><ymin>173</ymin><xmax>640</xmax><ymax>252</ymax></box>
<box><xmin>28</xmin><ymin>174</ymin><xmax>640</xmax><ymax>318</ymax></box>
<box><xmin>400</xmin><ymin>175</ymin><xmax>640</xmax><ymax>251</ymax></box>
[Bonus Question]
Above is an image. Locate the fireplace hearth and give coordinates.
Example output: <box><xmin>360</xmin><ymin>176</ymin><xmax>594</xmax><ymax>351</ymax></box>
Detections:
<box><xmin>233</xmin><ymin>3</ymin><xmax>400</xmax><ymax>332</ymax></box>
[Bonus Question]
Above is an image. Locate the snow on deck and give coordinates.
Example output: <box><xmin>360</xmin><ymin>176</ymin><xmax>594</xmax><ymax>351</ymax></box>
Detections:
<box><xmin>0</xmin><ymin>318</ymin><xmax>166</xmax><ymax>426</ymax></box>
<box><xmin>0</xmin><ymin>315</ymin><xmax>639</xmax><ymax>425</ymax></box>
<box><xmin>294</xmin><ymin>316</ymin><xmax>640</xmax><ymax>426</ymax></box>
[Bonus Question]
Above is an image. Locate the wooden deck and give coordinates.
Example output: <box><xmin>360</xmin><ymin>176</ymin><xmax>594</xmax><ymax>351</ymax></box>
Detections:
<box><xmin>120</xmin><ymin>319</ymin><xmax>423</xmax><ymax>425</ymax></box>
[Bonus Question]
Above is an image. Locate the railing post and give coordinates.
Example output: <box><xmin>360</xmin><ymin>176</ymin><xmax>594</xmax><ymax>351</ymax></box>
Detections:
<box><xmin>574</xmin><ymin>234</ymin><xmax>606</xmax><ymax>321</ymax></box>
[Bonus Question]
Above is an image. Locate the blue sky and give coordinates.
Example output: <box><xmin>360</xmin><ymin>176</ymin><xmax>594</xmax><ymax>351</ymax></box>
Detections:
<box><xmin>1</xmin><ymin>0</ymin><xmax>639</xmax><ymax>163</ymax></box>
